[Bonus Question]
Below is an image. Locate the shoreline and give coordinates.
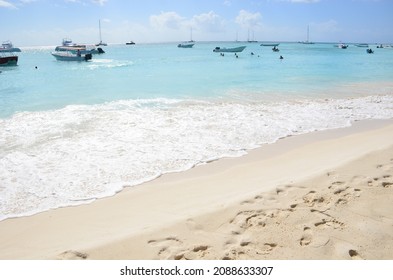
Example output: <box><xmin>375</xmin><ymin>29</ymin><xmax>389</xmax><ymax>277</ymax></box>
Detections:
<box><xmin>1</xmin><ymin>119</ymin><xmax>393</xmax><ymax>259</ymax></box>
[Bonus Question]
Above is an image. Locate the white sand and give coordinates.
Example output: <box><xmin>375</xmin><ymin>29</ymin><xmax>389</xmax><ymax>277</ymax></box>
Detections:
<box><xmin>0</xmin><ymin>119</ymin><xmax>392</xmax><ymax>259</ymax></box>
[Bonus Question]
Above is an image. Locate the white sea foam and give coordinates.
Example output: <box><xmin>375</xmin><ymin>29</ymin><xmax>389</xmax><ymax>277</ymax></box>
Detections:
<box><xmin>87</xmin><ymin>58</ymin><xmax>134</xmax><ymax>69</ymax></box>
<box><xmin>1</xmin><ymin>95</ymin><xmax>393</xmax><ymax>220</ymax></box>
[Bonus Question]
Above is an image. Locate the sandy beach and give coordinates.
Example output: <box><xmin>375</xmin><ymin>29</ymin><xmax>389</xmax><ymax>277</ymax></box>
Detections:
<box><xmin>0</xmin><ymin>119</ymin><xmax>392</xmax><ymax>260</ymax></box>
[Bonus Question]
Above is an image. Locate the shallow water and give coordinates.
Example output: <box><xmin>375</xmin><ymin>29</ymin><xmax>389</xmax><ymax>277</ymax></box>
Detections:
<box><xmin>1</xmin><ymin>42</ymin><xmax>392</xmax><ymax>220</ymax></box>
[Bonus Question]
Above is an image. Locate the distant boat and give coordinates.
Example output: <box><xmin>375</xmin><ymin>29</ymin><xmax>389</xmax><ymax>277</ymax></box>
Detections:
<box><xmin>178</xmin><ymin>28</ymin><xmax>195</xmax><ymax>48</ymax></box>
<box><xmin>0</xmin><ymin>41</ymin><xmax>21</xmax><ymax>52</ymax></box>
<box><xmin>0</xmin><ymin>53</ymin><xmax>18</xmax><ymax>66</ymax></box>
<box><xmin>0</xmin><ymin>41</ymin><xmax>21</xmax><ymax>66</ymax></box>
<box><xmin>95</xmin><ymin>19</ymin><xmax>107</xmax><ymax>46</ymax></box>
<box><xmin>355</xmin><ymin>43</ymin><xmax>369</xmax><ymax>48</ymax></box>
<box><xmin>55</xmin><ymin>39</ymin><xmax>104</xmax><ymax>54</ymax></box>
<box><xmin>335</xmin><ymin>43</ymin><xmax>348</xmax><ymax>49</ymax></box>
<box><xmin>52</xmin><ymin>49</ymin><xmax>93</xmax><ymax>61</ymax></box>
<box><xmin>213</xmin><ymin>46</ymin><xmax>246</xmax><ymax>53</ymax></box>
<box><xmin>247</xmin><ymin>29</ymin><xmax>257</xmax><ymax>43</ymax></box>
<box><xmin>178</xmin><ymin>43</ymin><xmax>194</xmax><ymax>48</ymax></box>
<box><xmin>126</xmin><ymin>41</ymin><xmax>135</xmax><ymax>45</ymax></box>
<box><xmin>261</xmin><ymin>43</ymin><xmax>280</xmax><ymax>47</ymax></box>
<box><xmin>300</xmin><ymin>25</ymin><xmax>314</xmax><ymax>44</ymax></box>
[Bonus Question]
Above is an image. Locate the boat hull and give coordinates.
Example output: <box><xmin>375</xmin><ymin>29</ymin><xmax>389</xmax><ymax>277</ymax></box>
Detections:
<box><xmin>52</xmin><ymin>52</ymin><xmax>92</xmax><ymax>61</ymax></box>
<box><xmin>0</xmin><ymin>56</ymin><xmax>18</xmax><ymax>66</ymax></box>
<box><xmin>178</xmin><ymin>43</ymin><xmax>194</xmax><ymax>48</ymax></box>
<box><xmin>261</xmin><ymin>43</ymin><xmax>279</xmax><ymax>47</ymax></box>
<box><xmin>213</xmin><ymin>46</ymin><xmax>246</xmax><ymax>53</ymax></box>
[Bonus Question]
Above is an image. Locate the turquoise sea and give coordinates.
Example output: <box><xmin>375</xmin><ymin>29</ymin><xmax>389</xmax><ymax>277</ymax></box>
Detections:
<box><xmin>1</xmin><ymin>42</ymin><xmax>393</xmax><ymax>220</ymax></box>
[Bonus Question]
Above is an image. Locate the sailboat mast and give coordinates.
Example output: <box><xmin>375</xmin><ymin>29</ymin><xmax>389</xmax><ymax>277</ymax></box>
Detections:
<box><xmin>307</xmin><ymin>25</ymin><xmax>309</xmax><ymax>42</ymax></box>
<box><xmin>99</xmin><ymin>19</ymin><xmax>102</xmax><ymax>43</ymax></box>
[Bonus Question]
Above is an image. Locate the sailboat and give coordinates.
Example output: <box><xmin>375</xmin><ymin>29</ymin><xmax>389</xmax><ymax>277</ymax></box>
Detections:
<box><xmin>247</xmin><ymin>29</ymin><xmax>257</xmax><ymax>43</ymax></box>
<box><xmin>178</xmin><ymin>28</ymin><xmax>195</xmax><ymax>48</ymax></box>
<box><xmin>301</xmin><ymin>25</ymin><xmax>314</xmax><ymax>44</ymax></box>
<box><xmin>96</xmin><ymin>19</ymin><xmax>107</xmax><ymax>46</ymax></box>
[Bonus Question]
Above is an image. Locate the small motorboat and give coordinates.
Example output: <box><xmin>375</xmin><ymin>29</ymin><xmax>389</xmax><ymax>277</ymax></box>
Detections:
<box><xmin>337</xmin><ymin>43</ymin><xmax>348</xmax><ymax>49</ymax></box>
<box><xmin>52</xmin><ymin>49</ymin><xmax>93</xmax><ymax>61</ymax></box>
<box><xmin>213</xmin><ymin>46</ymin><xmax>246</xmax><ymax>53</ymax></box>
<box><xmin>55</xmin><ymin>39</ymin><xmax>104</xmax><ymax>54</ymax></box>
<box><xmin>0</xmin><ymin>41</ymin><xmax>21</xmax><ymax>66</ymax></box>
<box><xmin>261</xmin><ymin>43</ymin><xmax>279</xmax><ymax>47</ymax></box>
<box><xmin>177</xmin><ymin>42</ymin><xmax>194</xmax><ymax>48</ymax></box>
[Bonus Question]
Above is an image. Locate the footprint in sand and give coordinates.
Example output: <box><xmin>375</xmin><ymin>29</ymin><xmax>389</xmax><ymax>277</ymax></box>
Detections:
<box><xmin>175</xmin><ymin>245</ymin><xmax>211</xmax><ymax>260</ymax></box>
<box><xmin>314</xmin><ymin>218</ymin><xmax>345</xmax><ymax>230</ymax></box>
<box><xmin>302</xmin><ymin>191</ymin><xmax>328</xmax><ymax>207</ymax></box>
<box><xmin>147</xmin><ymin>237</ymin><xmax>183</xmax><ymax>259</ymax></box>
<box><xmin>240</xmin><ymin>195</ymin><xmax>264</xmax><ymax>205</ymax></box>
<box><xmin>57</xmin><ymin>250</ymin><xmax>88</xmax><ymax>260</ymax></box>
<box><xmin>300</xmin><ymin>227</ymin><xmax>313</xmax><ymax>246</ymax></box>
<box><xmin>367</xmin><ymin>175</ymin><xmax>393</xmax><ymax>188</ymax></box>
<box><xmin>376</xmin><ymin>163</ymin><xmax>393</xmax><ymax>172</ymax></box>
<box><xmin>185</xmin><ymin>218</ymin><xmax>204</xmax><ymax>231</ymax></box>
<box><xmin>349</xmin><ymin>249</ymin><xmax>363</xmax><ymax>260</ymax></box>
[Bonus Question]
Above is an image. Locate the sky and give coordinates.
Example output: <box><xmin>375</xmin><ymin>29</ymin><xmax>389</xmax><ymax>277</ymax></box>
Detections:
<box><xmin>1</xmin><ymin>0</ymin><xmax>392</xmax><ymax>46</ymax></box>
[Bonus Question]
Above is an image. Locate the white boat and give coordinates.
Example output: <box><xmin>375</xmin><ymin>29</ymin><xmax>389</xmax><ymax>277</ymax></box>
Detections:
<box><xmin>213</xmin><ymin>46</ymin><xmax>246</xmax><ymax>53</ymax></box>
<box><xmin>0</xmin><ymin>41</ymin><xmax>21</xmax><ymax>66</ymax></box>
<box><xmin>0</xmin><ymin>41</ymin><xmax>21</xmax><ymax>52</ymax></box>
<box><xmin>178</xmin><ymin>28</ymin><xmax>195</xmax><ymax>48</ymax></box>
<box><xmin>261</xmin><ymin>43</ymin><xmax>280</xmax><ymax>47</ymax></box>
<box><xmin>300</xmin><ymin>25</ymin><xmax>314</xmax><ymax>44</ymax></box>
<box><xmin>55</xmin><ymin>39</ymin><xmax>104</xmax><ymax>54</ymax></box>
<box><xmin>51</xmin><ymin>49</ymin><xmax>92</xmax><ymax>61</ymax></box>
<box><xmin>177</xmin><ymin>43</ymin><xmax>194</xmax><ymax>48</ymax></box>
<box><xmin>0</xmin><ymin>53</ymin><xmax>18</xmax><ymax>66</ymax></box>
<box><xmin>95</xmin><ymin>19</ymin><xmax>107</xmax><ymax>46</ymax></box>
<box><xmin>335</xmin><ymin>43</ymin><xmax>348</xmax><ymax>49</ymax></box>
<box><xmin>355</xmin><ymin>43</ymin><xmax>369</xmax><ymax>48</ymax></box>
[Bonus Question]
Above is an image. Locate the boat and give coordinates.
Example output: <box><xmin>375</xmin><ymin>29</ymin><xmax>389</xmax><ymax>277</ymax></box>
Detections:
<box><xmin>95</xmin><ymin>19</ymin><xmax>107</xmax><ymax>46</ymax></box>
<box><xmin>178</xmin><ymin>28</ymin><xmax>195</xmax><ymax>48</ymax></box>
<box><xmin>335</xmin><ymin>43</ymin><xmax>348</xmax><ymax>49</ymax></box>
<box><xmin>0</xmin><ymin>41</ymin><xmax>21</xmax><ymax>52</ymax></box>
<box><xmin>261</xmin><ymin>43</ymin><xmax>280</xmax><ymax>47</ymax></box>
<box><xmin>126</xmin><ymin>41</ymin><xmax>135</xmax><ymax>45</ymax></box>
<box><xmin>247</xmin><ymin>29</ymin><xmax>257</xmax><ymax>43</ymax></box>
<box><xmin>0</xmin><ymin>54</ymin><xmax>18</xmax><ymax>66</ymax></box>
<box><xmin>0</xmin><ymin>41</ymin><xmax>21</xmax><ymax>66</ymax></box>
<box><xmin>51</xmin><ymin>49</ymin><xmax>93</xmax><ymax>61</ymax></box>
<box><xmin>300</xmin><ymin>25</ymin><xmax>314</xmax><ymax>44</ymax></box>
<box><xmin>55</xmin><ymin>38</ymin><xmax>104</xmax><ymax>54</ymax></box>
<box><xmin>355</xmin><ymin>43</ymin><xmax>369</xmax><ymax>48</ymax></box>
<box><xmin>213</xmin><ymin>46</ymin><xmax>246</xmax><ymax>53</ymax></box>
<box><xmin>177</xmin><ymin>42</ymin><xmax>194</xmax><ymax>48</ymax></box>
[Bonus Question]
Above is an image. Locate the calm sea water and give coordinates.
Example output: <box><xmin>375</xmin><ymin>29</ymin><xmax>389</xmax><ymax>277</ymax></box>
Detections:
<box><xmin>1</xmin><ymin>42</ymin><xmax>393</xmax><ymax>220</ymax></box>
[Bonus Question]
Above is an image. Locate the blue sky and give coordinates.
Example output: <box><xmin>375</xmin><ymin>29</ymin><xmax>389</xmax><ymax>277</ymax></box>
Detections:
<box><xmin>1</xmin><ymin>0</ymin><xmax>392</xmax><ymax>46</ymax></box>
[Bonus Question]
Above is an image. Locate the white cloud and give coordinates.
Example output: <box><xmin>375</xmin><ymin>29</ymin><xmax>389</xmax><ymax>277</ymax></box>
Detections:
<box><xmin>0</xmin><ymin>0</ymin><xmax>16</xmax><ymax>8</ymax></box>
<box><xmin>150</xmin><ymin>11</ymin><xmax>186</xmax><ymax>30</ymax></box>
<box><xmin>191</xmin><ymin>11</ymin><xmax>226</xmax><ymax>33</ymax></box>
<box><xmin>235</xmin><ymin>10</ymin><xmax>262</xmax><ymax>29</ymax></box>
<box><xmin>91</xmin><ymin>0</ymin><xmax>107</xmax><ymax>6</ymax></box>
